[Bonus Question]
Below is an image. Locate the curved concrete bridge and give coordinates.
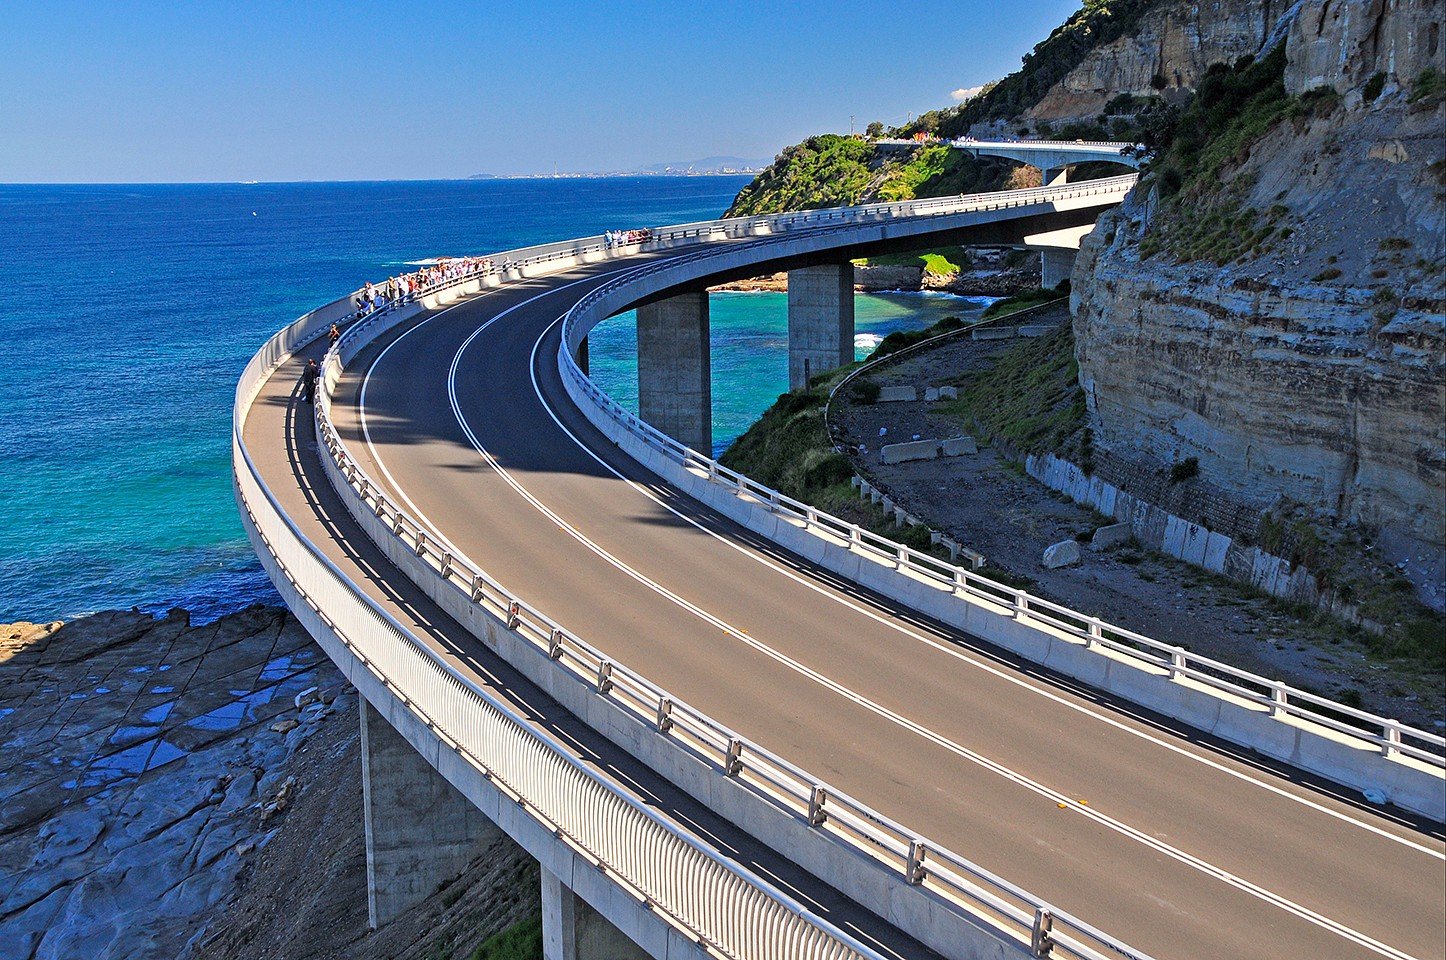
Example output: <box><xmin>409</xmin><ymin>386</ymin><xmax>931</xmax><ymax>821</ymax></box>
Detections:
<box><xmin>234</xmin><ymin>174</ymin><xmax>1445</xmax><ymax>960</ymax></box>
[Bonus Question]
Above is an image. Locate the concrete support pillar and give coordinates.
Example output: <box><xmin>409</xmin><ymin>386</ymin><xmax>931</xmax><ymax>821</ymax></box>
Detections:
<box><xmin>1040</xmin><ymin>248</ymin><xmax>1078</xmax><ymax>290</ymax></box>
<box><xmin>786</xmin><ymin>263</ymin><xmax>854</xmax><ymax>390</ymax></box>
<box><xmin>636</xmin><ymin>292</ymin><xmax>711</xmax><ymax>451</ymax></box>
<box><xmin>542</xmin><ymin>867</ymin><xmax>648</xmax><ymax>960</ymax></box>
<box><xmin>361</xmin><ymin>700</ymin><xmax>503</xmax><ymax>929</ymax></box>
<box><xmin>1042</xmin><ymin>166</ymin><xmax>1070</xmax><ymax>186</ymax></box>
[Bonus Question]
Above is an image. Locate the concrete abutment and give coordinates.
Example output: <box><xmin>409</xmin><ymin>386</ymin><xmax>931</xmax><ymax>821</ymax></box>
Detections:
<box><xmin>637</xmin><ymin>291</ymin><xmax>712</xmax><ymax>451</ymax></box>
<box><xmin>360</xmin><ymin>699</ymin><xmax>509</xmax><ymax>929</ymax></box>
<box><xmin>1041</xmin><ymin>248</ymin><xmax>1077</xmax><ymax>290</ymax></box>
<box><xmin>542</xmin><ymin>866</ymin><xmax>649</xmax><ymax>960</ymax></box>
<box><xmin>787</xmin><ymin>263</ymin><xmax>855</xmax><ymax>390</ymax></box>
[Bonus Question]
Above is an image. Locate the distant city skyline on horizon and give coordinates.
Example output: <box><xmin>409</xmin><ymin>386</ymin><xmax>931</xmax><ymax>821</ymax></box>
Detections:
<box><xmin>2</xmin><ymin>0</ymin><xmax>1080</xmax><ymax>183</ymax></box>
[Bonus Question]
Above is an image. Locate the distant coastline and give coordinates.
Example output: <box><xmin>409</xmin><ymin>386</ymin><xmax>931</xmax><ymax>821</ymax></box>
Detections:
<box><xmin>471</xmin><ymin>155</ymin><xmax>772</xmax><ymax>180</ymax></box>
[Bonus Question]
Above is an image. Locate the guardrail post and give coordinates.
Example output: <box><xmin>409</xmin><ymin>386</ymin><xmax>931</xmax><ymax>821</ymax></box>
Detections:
<box><xmin>805</xmin><ymin>508</ymin><xmax>817</xmax><ymax>529</ymax></box>
<box><xmin>1031</xmin><ymin>906</ymin><xmax>1055</xmax><ymax>957</ymax></box>
<box><xmin>895</xmin><ymin>545</ymin><xmax>907</xmax><ymax>570</ymax></box>
<box><xmin>506</xmin><ymin>601</ymin><xmax>521</xmax><ymax>630</ymax></box>
<box><xmin>415</xmin><ymin>529</ymin><xmax>427</xmax><ymax>556</ymax></box>
<box><xmin>1269</xmin><ymin>681</ymin><xmax>1287</xmax><ymax>717</ymax></box>
<box><xmin>548</xmin><ymin>628</ymin><xmax>565</xmax><ymax>660</ymax></box>
<box><xmin>953</xmin><ymin>569</ymin><xmax>967</xmax><ymax>597</ymax></box>
<box><xmin>724</xmin><ymin>738</ymin><xmax>744</xmax><ymax>776</ymax></box>
<box><xmin>1383</xmin><ymin>721</ymin><xmax>1402</xmax><ymax>757</ymax></box>
<box><xmin>807</xmin><ymin>785</ymin><xmax>828</xmax><ymax>826</ymax></box>
<box><xmin>655</xmin><ymin>697</ymin><xmax>674</xmax><ymax>734</ymax></box>
<box><xmin>440</xmin><ymin>552</ymin><xmax>452</xmax><ymax>579</ymax></box>
<box><xmin>905</xmin><ymin>840</ymin><xmax>927</xmax><ymax>884</ymax></box>
<box><xmin>470</xmin><ymin>575</ymin><xmax>486</xmax><ymax>603</ymax></box>
<box><xmin>596</xmin><ymin>660</ymin><xmax>614</xmax><ymax>695</ymax></box>
<box><xmin>1015</xmin><ymin>593</ymin><xmax>1029</xmax><ymax>620</ymax></box>
<box><xmin>1169</xmin><ymin>648</ymin><xmax>1187</xmax><ymax>679</ymax></box>
<box><xmin>1086</xmin><ymin>620</ymin><xmax>1103</xmax><ymax>649</ymax></box>
<box><xmin>850</xmin><ymin>527</ymin><xmax>862</xmax><ymax>548</ymax></box>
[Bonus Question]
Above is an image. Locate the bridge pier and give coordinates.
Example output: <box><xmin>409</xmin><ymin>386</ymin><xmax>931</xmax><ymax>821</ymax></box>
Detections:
<box><xmin>787</xmin><ymin>263</ymin><xmax>855</xmax><ymax>390</ymax></box>
<box><xmin>1041</xmin><ymin>166</ymin><xmax>1070</xmax><ymax>186</ymax></box>
<box><xmin>542</xmin><ymin>866</ymin><xmax>649</xmax><ymax>960</ymax></box>
<box><xmin>637</xmin><ymin>292</ymin><xmax>712</xmax><ymax>451</ymax></box>
<box><xmin>1040</xmin><ymin>248</ymin><xmax>1077</xmax><ymax>290</ymax></box>
<box><xmin>360</xmin><ymin>700</ymin><xmax>505</xmax><ymax>929</ymax></box>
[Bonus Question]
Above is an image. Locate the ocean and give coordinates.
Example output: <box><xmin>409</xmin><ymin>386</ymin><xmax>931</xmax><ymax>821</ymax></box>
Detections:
<box><xmin>0</xmin><ymin>178</ymin><xmax>994</xmax><ymax>623</ymax></box>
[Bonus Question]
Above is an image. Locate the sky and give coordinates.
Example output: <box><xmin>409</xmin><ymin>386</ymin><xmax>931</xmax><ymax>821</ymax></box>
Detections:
<box><xmin>1</xmin><ymin>0</ymin><xmax>1082</xmax><ymax>183</ymax></box>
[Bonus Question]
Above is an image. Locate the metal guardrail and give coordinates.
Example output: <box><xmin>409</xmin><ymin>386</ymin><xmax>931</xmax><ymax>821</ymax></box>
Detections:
<box><xmin>553</xmin><ymin>198</ymin><xmax>1446</xmax><ymax>772</ymax></box>
<box><xmin>234</xmin><ymin>282</ymin><xmax>888</xmax><ymax>960</ymax></box>
<box><xmin>312</xmin><ymin>178</ymin><xmax>1157</xmax><ymax>960</ymax></box>
<box><xmin>951</xmin><ymin>138</ymin><xmax>1136</xmax><ymax>152</ymax></box>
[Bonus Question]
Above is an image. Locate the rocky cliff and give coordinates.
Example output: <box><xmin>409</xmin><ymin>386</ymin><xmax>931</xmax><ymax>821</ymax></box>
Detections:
<box><xmin>1019</xmin><ymin>0</ymin><xmax>1288</xmax><ymax>124</ymax></box>
<box><xmin>1071</xmin><ymin>0</ymin><xmax>1445</xmax><ymax>606</ymax></box>
<box><xmin>0</xmin><ymin>608</ymin><xmax>535</xmax><ymax>960</ymax></box>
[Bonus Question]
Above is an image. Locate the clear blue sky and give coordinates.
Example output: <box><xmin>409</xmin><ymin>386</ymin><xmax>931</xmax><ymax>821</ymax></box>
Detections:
<box><xmin>2</xmin><ymin>1</ymin><xmax>1081</xmax><ymax>183</ymax></box>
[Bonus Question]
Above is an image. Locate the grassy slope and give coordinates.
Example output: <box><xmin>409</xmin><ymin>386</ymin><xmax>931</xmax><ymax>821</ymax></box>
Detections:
<box><xmin>725</xmin><ymin>138</ymin><xmax>1016</xmax><ymax>216</ymax></box>
<box><xmin>469</xmin><ymin>914</ymin><xmax>542</xmax><ymax>960</ymax></box>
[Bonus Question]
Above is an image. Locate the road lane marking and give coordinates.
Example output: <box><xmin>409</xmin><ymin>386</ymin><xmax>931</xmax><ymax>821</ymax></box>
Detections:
<box><xmin>349</xmin><ymin>254</ymin><xmax>1436</xmax><ymax>960</ymax></box>
<box><xmin>355</xmin><ymin>263</ymin><xmax>1444</xmax><ymax>864</ymax></box>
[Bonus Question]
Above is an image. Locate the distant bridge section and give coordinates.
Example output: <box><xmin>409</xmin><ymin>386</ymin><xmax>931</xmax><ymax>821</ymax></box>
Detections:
<box><xmin>948</xmin><ymin>138</ymin><xmax>1143</xmax><ymax>183</ymax></box>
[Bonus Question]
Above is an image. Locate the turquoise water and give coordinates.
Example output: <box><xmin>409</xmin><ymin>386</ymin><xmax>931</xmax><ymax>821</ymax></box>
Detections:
<box><xmin>0</xmin><ymin>179</ymin><xmax>989</xmax><ymax>622</ymax></box>
<box><xmin>588</xmin><ymin>291</ymin><xmax>996</xmax><ymax>457</ymax></box>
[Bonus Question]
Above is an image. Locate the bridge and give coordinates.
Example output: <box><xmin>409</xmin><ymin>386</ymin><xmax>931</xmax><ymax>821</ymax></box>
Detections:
<box><xmin>233</xmin><ymin>173</ymin><xmax>1446</xmax><ymax>960</ymax></box>
<box><xmin>873</xmin><ymin>138</ymin><xmax>1142</xmax><ymax>285</ymax></box>
<box><xmin>947</xmin><ymin>139</ymin><xmax>1143</xmax><ymax>185</ymax></box>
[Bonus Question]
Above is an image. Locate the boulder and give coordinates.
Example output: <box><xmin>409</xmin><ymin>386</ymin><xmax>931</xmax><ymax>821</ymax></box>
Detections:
<box><xmin>1042</xmin><ymin>539</ymin><xmax>1081</xmax><ymax>569</ymax></box>
<box><xmin>878</xmin><ymin>385</ymin><xmax>917</xmax><ymax>402</ymax></box>
<box><xmin>924</xmin><ymin>387</ymin><xmax>940</xmax><ymax>401</ymax></box>
<box><xmin>939</xmin><ymin>386</ymin><xmax>958</xmax><ymax>400</ymax></box>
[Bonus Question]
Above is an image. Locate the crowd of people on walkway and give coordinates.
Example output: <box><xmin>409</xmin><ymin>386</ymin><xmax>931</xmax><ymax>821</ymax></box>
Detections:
<box><xmin>347</xmin><ymin>256</ymin><xmax>500</xmax><ymax>320</ymax></box>
<box><xmin>604</xmin><ymin>228</ymin><xmax>652</xmax><ymax>248</ymax></box>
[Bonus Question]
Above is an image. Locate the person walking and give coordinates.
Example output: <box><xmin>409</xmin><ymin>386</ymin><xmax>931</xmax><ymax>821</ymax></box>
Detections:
<box><xmin>301</xmin><ymin>358</ymin><xmax>320</xmax><ymax>403</ymax></box>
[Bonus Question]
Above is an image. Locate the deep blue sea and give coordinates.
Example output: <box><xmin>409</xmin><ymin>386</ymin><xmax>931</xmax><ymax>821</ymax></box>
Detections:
<box><xmin>0</xmin><ymin>178</ymin><xmax>993</xmax><ymax>623</ymax></box>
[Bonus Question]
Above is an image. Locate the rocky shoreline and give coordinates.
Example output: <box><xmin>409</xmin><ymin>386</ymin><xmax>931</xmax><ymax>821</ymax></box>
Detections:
<box><xmin>0</xmin><ymin>607</ymin><xmax>533</xmax><ymax>960</ymax></box>
<box><xmin>708</xmin><ymin>262</ymin><xmax>1041</xmax><ymax>298</ymax></box>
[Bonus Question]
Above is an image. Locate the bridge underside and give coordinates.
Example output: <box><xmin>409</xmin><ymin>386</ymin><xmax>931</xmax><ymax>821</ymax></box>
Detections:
<box><xmin>629</xmin><ymin>204</ymin><xmax>1103</xmax><ymax>442</ymax></box>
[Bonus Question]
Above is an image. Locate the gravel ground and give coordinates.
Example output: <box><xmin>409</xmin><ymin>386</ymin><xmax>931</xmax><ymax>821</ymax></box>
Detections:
<box><xmin>831</xmin><ymin>326</ymin><xmax>1445</xmax><ymax>732</ymax></box>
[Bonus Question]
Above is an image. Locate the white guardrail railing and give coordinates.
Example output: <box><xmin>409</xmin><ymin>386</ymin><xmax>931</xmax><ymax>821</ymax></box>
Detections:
<box><xmin>307</xmin><ymin>178</ymin><xmax>1159</xmax><ymax>960</ymax></box>
<box><xmin>556</xmin><ymin>249</ymin><xmax>1446</xmax><ymax>775</ymax></box>
<box><xmin>235</xmin><ymin>281</ymin><xmax>895</xmax><ymax>960</ymax></box>
<box><xmin>951</xmin><ymin>138</ymin><xmax>1136</xmax><ymax>151</ymax></box>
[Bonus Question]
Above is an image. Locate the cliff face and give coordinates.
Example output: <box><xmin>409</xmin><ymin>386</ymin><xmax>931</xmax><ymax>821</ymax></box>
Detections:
<box><xmin>1072</xmin><ymin>0</ymin><xmax>1445</xmax><ymax>599</ymax></box>
<box><xmin>1020</xmin><ymin>0</ymin><xmax>1286</xmax><ymax>123</ymax></box>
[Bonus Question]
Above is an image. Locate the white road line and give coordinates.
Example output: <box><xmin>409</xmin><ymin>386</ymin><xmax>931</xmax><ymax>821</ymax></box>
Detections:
<box><xmin>351</xmin><ymin>259</ymin><xmax>1430</xmax><ymax>960</ymax></box>
<box><xmin>356</xmin><ymin>261</ymin><xmax>1443</xmax><ymax>865</ymax></box>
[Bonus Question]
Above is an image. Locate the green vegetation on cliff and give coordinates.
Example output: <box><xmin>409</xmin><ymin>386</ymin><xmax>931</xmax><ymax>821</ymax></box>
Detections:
<box><xmin>725</xmin><ymin>138</ymin><xmax>1017</xmax><ymax>216</ymax></box>
<box><xmin>925</xmin><ymin>0</ymin><xmax>1164</xmax><ymax>137</ymax></box>
<box><xmin>470</xmin><ymin>914</ymin><xmax>542</xmax><ymax>960</ymax></box>
<box><xmin>1135</xmin><ymin>44</ymin><xmax>1336</xmax><ymax>263</ymax></box>
<box><xmin>934</xmin><ymin>302</ymin><xmax>1091</xmax><ymax>464</ymax></box>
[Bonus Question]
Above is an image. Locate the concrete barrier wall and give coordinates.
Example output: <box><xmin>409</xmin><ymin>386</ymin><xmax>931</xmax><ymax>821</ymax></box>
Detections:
<box><xmin>1025</xmin><ymin>453</ymin><xmax>1319</xmax><ymax>603</ymax></box>
<box><xmin>564</xmin><ymin>367</ymin><xmax>1446</xmax><ymax>822</ymax></box>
